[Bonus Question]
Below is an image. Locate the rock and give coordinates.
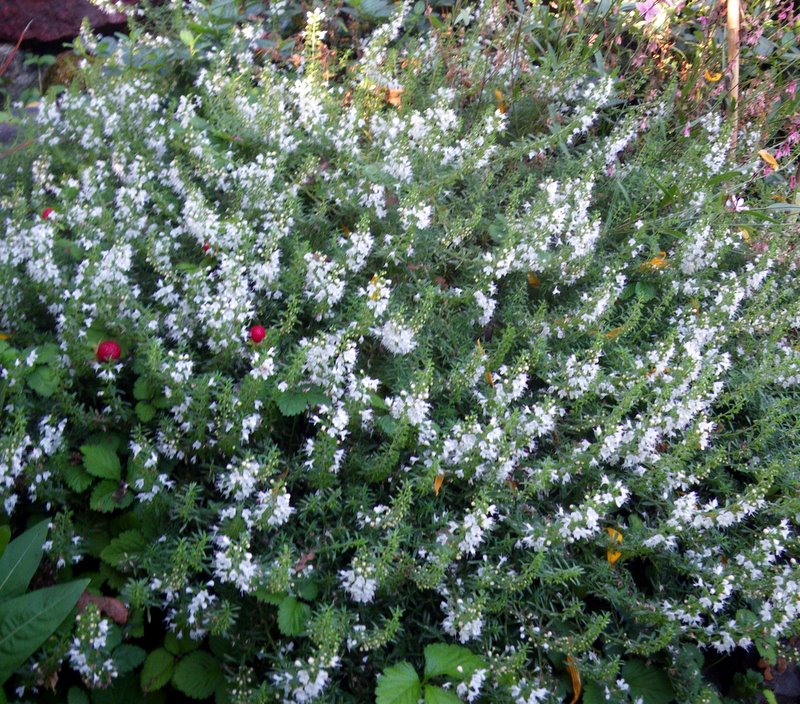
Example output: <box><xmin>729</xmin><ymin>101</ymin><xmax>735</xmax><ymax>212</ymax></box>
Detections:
<box><xmin>0</xmin><ymin>43</ymin><xmax>40</xmax><ymax>101</ymax></box>
<box><xmin>0</xmin><ymin>0</ymin><xmax>133</xmax><ymax>45</ymax></box>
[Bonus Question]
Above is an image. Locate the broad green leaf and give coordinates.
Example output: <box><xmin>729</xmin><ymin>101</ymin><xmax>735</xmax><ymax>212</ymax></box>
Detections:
<box><xmin>113</xmin><ymin>644</ymin><xmax>146</xmax><ymax>674</ymax></box>
<box><xmin>26</xmin><ymin>366</ymin><xmax>58</xmax><ymax>397</ymax></box>
<box><xmin>296</xmin><ymin>578</ymin><xmax>319</xmax><ymax>602</ymax></box>
<box><xmin>81</xmin><ymin>444</ymin><xmax>121</xmax><ymax>480</ymax></box>
<box><xmin>424</xmin><ymin>685</ymin><xmax>462</xmax><ymax>704</ymax></box>
<box><xmin>34</xmin><ymin>343</ymin><xmax>60</xmax><ymax>365</ymax></box>
<box><xmin>172</xmin><ymin>650</ymin><xmax>222</xmax><ymax>700</ymax></box>
<box><xmin>582</xmin><ymin>681</ymin><xmax>606</xmax><ymax>704</ymax></box>
<box><xmin>63</xmin><ymin>464</ymin><xmax>93</xmax><ymax>493</ymax></box>
<box><xmin>90</xmin><ymin>672</ymin><xmax>141</xmax><ymax>704</ymax></box>
<box><xmin>67</xmin><ymin>686</ymin><xmax>89</xmax><ymax>704</ymax></box>
<box><xmin>100</xmin><ymin>530</ymin><xmax>146</xmax><ymax>569</ymax></box>
<box><xmin>253</xmin><ymin>589</ymin><xmax>286</xmax><ymax>605</ymax></box>
<box><xmin>0</xmin><ymin>519</ymin><xmax>48</xmax><ymax>599</ymax></box>
<box><xmin>423</xmin><ymin>644</ymin><xmax>485</xmax><ymax>681</ymax></box>
<box><xmin>0</xmin><ymin>526</ymin><xmax>10</xmax><ymax>558</ymax></box>
<box><xmin>140</xmin><ymin>647</ymin><xmax>175</xmax><ymax>692</ymax></box>
<box><xmin>621</xmin><ymin>659</ymin><xmax>674</xmax><ymax>704</ymax></box>
<box><xmin>276</xmin><ymin>388</ymin><xmax>331</xmax><ymax>416</ymax></box>
<box><xmin>376</xmin><ymin>662</ymin><xmax>421</xmax><ymax>704</ymax></box>
<box><xmin>0</xmin><ymin>579</ymin><xmax>89</xmax><ymax>684</ymax></box>
<box><xmin>164</xmin><ymin>630</ymin><xmax>200</xmax><ymax>656</ymax></box>
<box><xmin>135</xmin><ymin>402</ymin><xmax>156</xmax><ymax>423</ymax></box>
<box><xmin>277</xmin><ymin>595</ymin><xmax>311</xmax><ymax>636</ymax></box>
<box><xmin>90</xmin><ymin>480</ymin><xmax>131</xmax><ymax>513</ymax></box>
<box><xmin>133</xmin><ymin>377</ymin><xmax>153</xmax><ymax>401</ymax></box>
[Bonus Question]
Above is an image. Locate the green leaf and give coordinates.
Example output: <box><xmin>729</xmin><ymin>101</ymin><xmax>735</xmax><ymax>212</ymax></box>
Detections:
<box><xmin>133</xmin><ymin>377</ymin><xmax>154</xmax><ymax>401</ymax></box>
<box><xmin>90</xmin><ymin>480</ymin><xmax>130</xmax><ymax>513</ymax></box>
<box><xmin>277</xmin><ymin>596</ymin><xmax>311</xmax><ymax>636</ymax></box>
<box><xmin>172</xmin><ymin>650</ymin><xmax>222</xmax><ymax>700</ymax></box>
<box><xmin>582</xmin><ymin>681</ymin><xmax>606</xmax><ymax>704</ymax></box>
<box><xmin>0</xmin><ymin>519</ymin><xmax>49</xmax><ymax>600</ymax></box>
<box><xmin>27</xmin><ymin>366</ymin><xmax>58</xmax><ymax>397</ymax></box>
<box><xmin>140</xmin><ymin>647</ymin><xmax>175</xmax><ymax>693</ymax></box>
<box><xmin>296</xmin><ymin>578</ymin><xmax>319</xmax><ymax>602</ymax></box>
<box><xmin>635</xmin><ymin>281</ymin><xmax>657</xmax><ymax>302</ymax></box>
<box><xmin>100</xmin><ymin>531</ymin><xmax>146</xmax><ymax>569</ymax></box>
<box><xmin>67</xmin><ymin>687</ymin><xmax>89</xmax><ymax>704</ymax></box>
<box><xmin>164</xmin><ymin>630</ymin><xmax>200</xmax><ymax>656</ymax></box>
<box><xmin>113</xmin><ymin>644</ymin><xmax>146</xmax><ymax>674</ymax></box>
<box><xmin>376</xmin><ymin>662</ymin><xmax>421</xmax><ymax>704</ymax></box>
<box><xmin>35</xmin><ymin>343</ymin><xmax>61</xmax><ymax>365</ymax></box>
<box><xmin>253</xmin><ymin>589</ymin><xmax>286</xmax><ymax>605</ymax></box>
<box><xmin>276</xmin><ymin>388</ymin><xmax>331</xmax><ymax>416</ymax></box>
<box><xmin>763</xmin><ymin>690</ymin><xmax>778</xmax><ymax>704</ymax></box>
<box><xmin>63</xmin><ymin>464</ymin><xmax>94</xmax><ymax>493</ymax></box>
<box><xmin>179</xmin><ymin>29</ymin><xmax>196</xmax><ymax>48</ymax></box>
<box><xmin>424</xmin><ymin>685</ymin><xmax>462</xmax><ymax>704</ymax></box>
<box><xmin>423</xmin><ymin>644</ymin><xmax>485</xmax><ymax>681</ymax></box>
<box><xmin>621</xmin><ymin>659</ymin><xmax>674</xmax><ymax>704</ymax></box>
<box><xmin>0</xmin><ymin>579</ymin><xmax>89</xmax><ymax>684</ymax></box>
<box><xmin>0</xmin><ymin>526</ymin><xmax>10</xmax><ymax>558</ymax></box>
<box><xmin>81</xmin><ymin>444</ymin><xmax>121</xmax><ymax>480</ymax></box>
<box><xmin>135</xmin><ymin>402</ymin><xmax>156</xmax><ymax>423</ymax></box>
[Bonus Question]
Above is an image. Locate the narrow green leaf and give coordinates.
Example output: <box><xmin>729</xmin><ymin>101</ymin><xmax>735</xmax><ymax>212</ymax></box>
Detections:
<box><xmin>172</xmin><ymin>650</ymin><xmax>222</xmax><ymax>700</ymax></box>
<box><xmin>0</xmin><ymin>579</ymin><xmax>89</xmax><ymax>684</ymax></box>
<box><xmin>81</xmin><ymin>444</ymin><xmax>121</xmax><ymax>480</ymax></box>
<box><xmin>376</xmin><ymin>662</ymin><xmax>421</xmax><ymax>704</ymax></box>
<box><xmin>0</xmin><ymin>519</ymin><xmax>49</xmax><ymax>599</ymax></box>
<box><xmin>140</xmin><ymin>647</ymin><xmax>175</xmax><ymax>693</ymax></box>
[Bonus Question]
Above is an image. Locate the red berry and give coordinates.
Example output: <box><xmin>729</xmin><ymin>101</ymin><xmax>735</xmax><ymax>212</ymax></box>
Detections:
<box><xmin>202</xmin><ymin>241</ymin><xmax>211</xmax><ymax>252</ymax></box>
<box><xmin>249</xmin><ymin>325</ymin><xmax>266</xmax><ymax>344</ymax></box>
<box><xmin>41</xmin><ymin>208</ymin><xmax>54</xmax><ymax>220</ymax></box>
<box><xmin>96</xmin><ymin>340</ymin><xmax>121</xmax><ymax>362</ymax></box>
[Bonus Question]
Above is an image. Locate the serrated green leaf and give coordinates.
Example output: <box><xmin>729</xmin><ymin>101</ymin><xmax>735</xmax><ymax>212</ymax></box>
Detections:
<box><xmin>133</xmin><ymin>377</ymin><xmax>153</xmax><ymax>401</ymax></box>
<box><xmin>172</xmin><ymin>650</ymin><xmax>222</xmax><ymax>700</ymax></box>
<box><xmin>63</xmin><ymin>464</ymin><xmax>94</xmax><ymax>493</ymax></box>
<box><xmin>100</xmin><ymin>530</ymin><xmax>146</xmax><ymax>569</ymax></box>
<box><xmin>81</xmin><ymin>444</ymin><xmax>121</xmax><ymax>480</ymax></box>
<box><xmin>140</xmin><ymin>647</ymin><xmax>175</xmax><ymax>692</ymax></box>
<box><xmin>0</xmin><ymin>519</ymin><xmax>48</xmax><ymax>600</ymax></box>
<box><xmin>277</xmin><ymin>595</ymin><xmax>311</xmax><ymax>636</ymax></box>
<box><xmin>27</xmin><ymin>366</ymin><xmax>58</xmax><ymax>397</ymax></box>
<box><xmin>135</xmin><ymin>402</ymin><xmax>156</xmax><ymax>423</ymax></box>
<box><xmin>424</xmin><ymin>685</ymin><xmax>462</xmax><ymax>704</ymax></box>
<box><xmin>376</xmin><ymin>662</ymin><xmax>421</xmax><ymax>704</ymax></box>
<box><xmin>90</xmin><ymin>480</ymin><xmax>130</xmax><ymax>513</ymax></box>
<box><xmin>296</xmin><ymin>578</ymin><xmax>319</xmax><ymax>602</ymax></box>
<box><xmin>254</xmin><ymin>589</ymin><xmax>286</xmax><ymax>605</ymax></box>
<box><xmin>165</xmin><ymin>630</ymin><xmax>200</xmax><ymax>656</ymax></box>
<box><xmin>67</xmin><ymin>686</ymin><xmax>90</xmax><ymax>704</ymax></box>
<box><xmin>423</xmin><ymin>644</ymin><xmax>485</xmax><ymax>681</ymax></box>
<box><xmin>113</xmin><ymin>644</ymin><xmax>146</xmax><ymax>674</ymax></box>
<box><xmin>621</xmin><ymin>660</ymin><xmax>674</xmax><ymax>704</ymax></box>
<box><xmin>276</xmin><ymin>391</ymin><xmax>310</xmax><ymax>416</ymax></box>
<box><xmin>0</xmin><ymin>579</ymin><xmax>89</xmax><ymax>684</ymax></box>
<box><xmin>582</xmin><ymin>681</ymin><xmax>606</xmax><ymax>704</ymax></box>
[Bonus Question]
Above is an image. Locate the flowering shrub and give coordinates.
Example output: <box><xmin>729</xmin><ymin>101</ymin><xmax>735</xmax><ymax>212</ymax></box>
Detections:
<box><xmin>1</xmin><ymin>1</ymin><xmax>800</xmax><ymax>702</ymax></box>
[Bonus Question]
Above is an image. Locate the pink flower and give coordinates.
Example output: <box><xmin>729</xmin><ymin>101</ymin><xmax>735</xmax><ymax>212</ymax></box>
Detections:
<box><xmin>636</xmin><ymin>0</ymin><xmax>662</xmax><ymax>21</ymax></box>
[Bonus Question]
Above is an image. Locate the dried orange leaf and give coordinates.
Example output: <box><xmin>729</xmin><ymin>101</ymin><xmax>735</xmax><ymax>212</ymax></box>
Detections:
<box><xmin>604</xmin><ymin>326</ymin><xmax>623</xmax><ymax>340</ymax></box>
<box><xmin>0</xmin><ymin>332</ymin><xmax>9</xmax><ymax>341</ymax></box>
<box><xmin>527</xmin><ymin>272</ymin><xmax>540</xmax><ymax>287</ymax></box>
<box><xmin>387</xmin><ymin>88</ymin><xmax>404</xmax><ymax>108</ymax></box>
<box><xmin>484</xmin><ymin>370</ymin><xmax>495</xmax><ymax>387</ymax></box>
<box><xmin>565</xmin><ymin>656</ymin><xmax>581</xmax><ymax>704</ymax></box>
<box><xmin>605</xmin><ymin>527</ymin><xmax>623</xmax><ymax>564</ymax></box>
<box><xmin>705</xmin><ymin>69</ymin><xmax>722</xmax><ymax>82</ymax></box>
<box><xmin>433</xmin><ymin>473</ymin><xmax>445</xmax><ymax>495</ymax></box>
<box><xmin>642</xmin><ymin>251</ymin><xmax>668</xmax><ymax>271</ymax></box>
<box><xmin>758</xmin><ymin>149</ymin><xmax>779</xmax><ymax>170</ymax></box>
<box><xmin>494</xmin><ymin>89</ymin><xmax>507</xmax><ymax>114</ymax></box>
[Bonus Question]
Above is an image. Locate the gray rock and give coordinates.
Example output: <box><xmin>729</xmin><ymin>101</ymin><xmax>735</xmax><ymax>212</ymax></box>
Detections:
<box><xmin>0</xmin><ymin>44</ymin><xmax>40</xmax><ymax>103</ymax></box>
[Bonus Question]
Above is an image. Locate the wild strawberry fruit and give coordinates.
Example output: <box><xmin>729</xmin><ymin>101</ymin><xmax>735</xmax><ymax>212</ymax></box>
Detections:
<box><xmin>202</xmin><ymin>241</ymin><xmax>211</xmax><ymax>253</ymax></box>
<box><xmin>41</xmin><ymin>208</ymin><xmax>54</xmax><ymax>219</ymax></box>
<box><xmin>96</xmin><ymin>340</ymin><xmax>121</xmax><ymax>362</ymax></box>
<box><xmin>249</xmin><ymin>325</ymin><xmax>266</xmax><ymax>344</ymax></box>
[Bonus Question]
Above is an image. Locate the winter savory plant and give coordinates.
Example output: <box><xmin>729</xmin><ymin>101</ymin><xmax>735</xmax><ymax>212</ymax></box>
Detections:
<box><xmin>0</xmin><ymin>0</ymin><xmax>799</xmax><ymax>702</ymax></box>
